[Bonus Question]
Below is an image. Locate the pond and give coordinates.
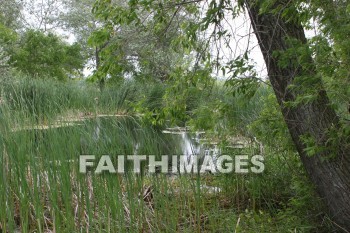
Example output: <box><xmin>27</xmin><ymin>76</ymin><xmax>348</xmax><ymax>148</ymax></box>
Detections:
<box><xmin>9</xmin><ymin>116</ymin><xmax>224</xmax><ymax>173</ymax></box>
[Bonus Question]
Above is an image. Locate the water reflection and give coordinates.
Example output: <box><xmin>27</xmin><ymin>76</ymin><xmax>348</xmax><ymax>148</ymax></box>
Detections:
<box><xmin>14</xmin><ymin>116</ymin><xmax>223</xmax><ymax>169</ymax></box>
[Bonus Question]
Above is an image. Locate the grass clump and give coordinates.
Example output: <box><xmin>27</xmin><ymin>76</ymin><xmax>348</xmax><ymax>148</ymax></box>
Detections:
<box><xmin>0</xmin><ymin>75</ymin><xmax>335</xmax><ymax>232</ymax></box>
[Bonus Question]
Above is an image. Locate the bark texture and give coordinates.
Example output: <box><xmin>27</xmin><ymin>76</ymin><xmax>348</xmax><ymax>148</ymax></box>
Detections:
<box><xmin>244</xmin><ymin>0</ymin><xmax>350</xmax><ymax>230</ymax></box>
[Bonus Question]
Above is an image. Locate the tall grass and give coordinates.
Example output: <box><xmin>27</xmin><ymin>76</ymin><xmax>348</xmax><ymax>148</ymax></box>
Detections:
<box><xmin>0</xmin><ymin>75</ymin><xmax>334</xmax><ymax>232</ymax></box>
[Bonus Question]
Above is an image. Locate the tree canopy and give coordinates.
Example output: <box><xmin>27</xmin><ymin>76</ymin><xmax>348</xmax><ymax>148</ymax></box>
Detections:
<box><xmin>11</xmin><ymin>30</ymin><xmax>84</xmax><ymax>80</ymax></box>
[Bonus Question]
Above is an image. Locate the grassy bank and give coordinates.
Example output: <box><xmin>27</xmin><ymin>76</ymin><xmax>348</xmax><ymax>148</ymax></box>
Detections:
<box><xmin>0</xmin><ymin>76</ymin><xmax>335</xmax><ymax>232</ymax></box>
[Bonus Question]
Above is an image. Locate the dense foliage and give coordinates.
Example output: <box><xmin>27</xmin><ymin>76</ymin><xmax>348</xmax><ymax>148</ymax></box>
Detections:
<box><xmin>0</xmin><ymin>0</ymin><xmax>349</xmax><ymax>231</ymax></box>
<box><xmin>10</xmin><ymin>30</ymin><xmax>84</xmax><ymax>80</ymax></box>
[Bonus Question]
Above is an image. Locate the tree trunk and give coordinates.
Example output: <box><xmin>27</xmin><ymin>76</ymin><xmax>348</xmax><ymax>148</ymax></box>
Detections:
<box><xmin>95</xmin><ymin>46</ymin><xmax>105</xmax><ymax>92</ymax></box>
<box><xmin>244</xmin><ymin>0</ymin><xmax>350</xmax><ymax>230</ymax></box>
